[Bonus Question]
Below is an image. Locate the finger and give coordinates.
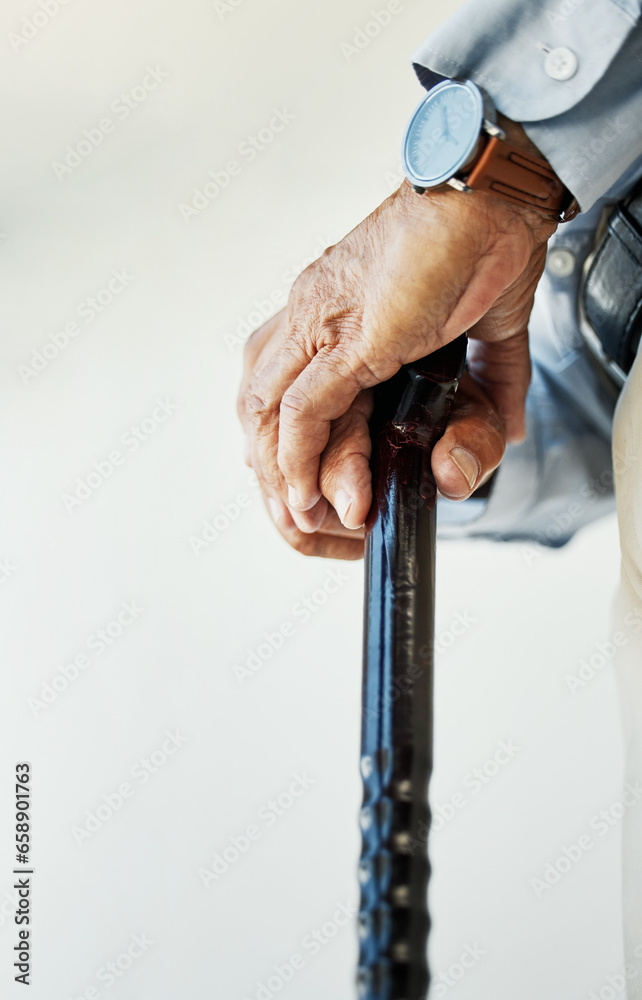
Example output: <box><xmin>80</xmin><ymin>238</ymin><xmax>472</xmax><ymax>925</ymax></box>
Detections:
<box><xmin>251</xmin><ymin>255</ymin><xmax>487</xmax><ymax>518</ymax></box>
<box><xmin>245</xmin><ymin>328</ymin><xmax>321</xmax><ymax>511</ymax></box>
<box><xmin>246</xmin><ymin>379</ymin><xmax>330</xmax><ymax>537</ymax></box>
<box><xmin>262</xmin><ymin>494</ymin><xmax>365</xmax><ymax>560</ymax></box>
<box><xmin>318</xmin><ymin>390</ymin><xmax>374</xmax><ymax>529</ymax></box>
<box><xmin>242</xmin><ymin>315</ymin><xmax>310</xmax><ymax>515</ymax></box>
<box><xmin>432</xmin><ymin>371</ymin><xmax>506</xmax><ymax>500</ymax></box>
<box><xmin>237</xmin><ymin>309</ymin><xmax>286</xmax><ymax>432</ymax></box>
<box><xmin>464</xmin><ymin>331</ymin><xmax>531</xmax><ymax>444</ymax></box>
<box><xmin>275</xmin><ymin>343</ymin><xmax>397</xmax><ymax>513</ymax></box>
<box><xmin>248</xmin><ymin>430</ymin><xmax>329</xmax><ymax>535</ymax></box>
<box><xmin>238</xmin><ymin>310</ymin><xmax>288</xmax><ymax>471</ymax></box>
<box><xmin>266</xmin><ymin>493</ymin><xmax>364</xmax><ymax>539</ymax></box>
<box><xmin>272</xmin><ymin>300</ymin><xmax>474</xmax><ymax>512</ymax></box>
<box><xmin>287</xmin><ymin>494</ymin><xmax>329</xmax><ymax>535</ymax></box>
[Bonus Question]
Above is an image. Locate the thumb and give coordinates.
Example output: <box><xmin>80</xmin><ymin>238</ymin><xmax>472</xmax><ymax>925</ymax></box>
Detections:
<box><xmin>464</xmin><ymin>331</ymin><xmax>531</xmax><ymax>444</ymax></box>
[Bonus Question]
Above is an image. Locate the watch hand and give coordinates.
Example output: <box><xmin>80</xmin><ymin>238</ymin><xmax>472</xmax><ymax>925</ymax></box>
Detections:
<box><xmin>440</xmin><ymin>105</ymin><xmax>456</xmax><ymax>144</ymax></box>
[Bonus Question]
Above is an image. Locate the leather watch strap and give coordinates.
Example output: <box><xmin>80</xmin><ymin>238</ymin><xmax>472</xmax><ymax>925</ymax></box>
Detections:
<box><xmin>465</xmin><ymin>136</ymin><xmax>579</xmax><ymax>221</ymax></box>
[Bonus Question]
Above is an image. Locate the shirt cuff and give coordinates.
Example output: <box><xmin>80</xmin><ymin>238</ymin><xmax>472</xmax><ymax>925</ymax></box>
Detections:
<box><xmin>411</xmin><ymin>0</ymin><xmax>642</xmax><ymax>210</ymax></box>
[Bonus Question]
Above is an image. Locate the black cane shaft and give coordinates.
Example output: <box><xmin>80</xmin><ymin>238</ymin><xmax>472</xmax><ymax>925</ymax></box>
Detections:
<box><xmin>358</xmin><ymin>336</ymin><xmax>467</xmax><ymax>1000</ymax></box>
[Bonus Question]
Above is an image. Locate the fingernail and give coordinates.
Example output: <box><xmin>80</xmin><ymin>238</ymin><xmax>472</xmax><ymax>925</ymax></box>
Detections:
<box><xmin>293</xmin><ymin>509</ymin><xmax>325</xmax><ymax>533</ymax></box>
<box><xmin>449</xmin><ymin>447</ymin><xmax>479</xmax><ymax>490</ymax></box>
<box><xmin>334</xmin><ymin>489</ymin><xmax>352</xmax><ymax>527</ymax></box>
<box><xmin>288</xmin><ymin>486</ymin><xmax>304</xmax><ymax>509</ymax></box>
<box><xmin>267</xmin><ymin>497</ymin><xmax>285</xmax><ymax>525</ymax></box>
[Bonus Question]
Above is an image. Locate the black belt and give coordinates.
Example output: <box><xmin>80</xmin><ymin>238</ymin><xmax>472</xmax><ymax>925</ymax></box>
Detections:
<box><xmin>580</xmin><ymin>179</ymin><xmax>642</xmax><ymax>388</ymax></box>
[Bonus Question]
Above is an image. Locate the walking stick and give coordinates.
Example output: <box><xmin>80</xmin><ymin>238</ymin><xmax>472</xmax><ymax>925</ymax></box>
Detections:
<box><xmin>357</xmin><ymin>335</ymin><xmax>467</xmax><ymax>1000</ymax></box>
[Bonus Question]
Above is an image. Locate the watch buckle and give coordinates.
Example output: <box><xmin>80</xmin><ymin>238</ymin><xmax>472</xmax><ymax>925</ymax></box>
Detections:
<box><xmin>559</xmin><ymin>197</ymin><xmax>581</xmax><ymax>223</ymax></box>
<box><xmin>447</xmin><ymin>177</ymin><xmax>472</xmax><ymax>194</ymax></box>
<box><xmin>482</xmin><ymin>119</ymin><xmax>506</xmax><ymax>141</ymax></box>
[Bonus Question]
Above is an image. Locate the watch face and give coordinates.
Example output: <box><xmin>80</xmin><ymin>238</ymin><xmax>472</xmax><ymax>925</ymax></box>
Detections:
<box><xmin>402</xmin><ymin>80</ymin><xmax>483</xmax><ymax>188</ymax></box>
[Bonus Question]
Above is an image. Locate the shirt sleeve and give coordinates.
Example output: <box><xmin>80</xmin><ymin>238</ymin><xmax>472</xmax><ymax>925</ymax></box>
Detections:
<box><xmin>411</xmin><ymin>0</ymin><xmax>642</xmax><ymax>211</ymax></box>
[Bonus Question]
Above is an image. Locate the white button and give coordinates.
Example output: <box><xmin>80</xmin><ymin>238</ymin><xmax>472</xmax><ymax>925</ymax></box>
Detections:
<box><xmin>545</xmin><ymin>47</ymin><xmax>578</xmax><ymax>81</ymax></box>
<box><xmin>547</xmin><ymin>247</ymin><xmax>576</xmax><ymax>278</ymax></box>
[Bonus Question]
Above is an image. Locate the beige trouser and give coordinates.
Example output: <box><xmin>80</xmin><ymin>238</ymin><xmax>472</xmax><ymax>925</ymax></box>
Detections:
<box><xmin>613</xmin><ymin>346</ymin><xmax>642</xmax><ymax>997</ymax></box>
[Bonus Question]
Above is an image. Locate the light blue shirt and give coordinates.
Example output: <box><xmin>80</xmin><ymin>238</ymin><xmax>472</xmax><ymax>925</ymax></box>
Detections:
<box><xmin>410</xmin><ymin>1</ymin><xmax>642</xmax><ymax>545</ymax></box>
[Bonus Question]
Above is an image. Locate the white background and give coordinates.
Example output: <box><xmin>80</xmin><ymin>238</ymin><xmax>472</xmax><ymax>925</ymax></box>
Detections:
<box><xmin>0</xmin><ymin>0</ymin><xmax>626</xmax><ymax>998</ymax></box>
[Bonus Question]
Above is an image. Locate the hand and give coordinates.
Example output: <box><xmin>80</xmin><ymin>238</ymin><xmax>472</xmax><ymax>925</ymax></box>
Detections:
<box><xmin>238</xmin><ymin>311</ymin><xmax>506</xmax><ymax>560</ymax></box>
<box><xmin>241</xmin><ymin>119</ymin><xmax>557</xmax><ymax>534</ymax></box>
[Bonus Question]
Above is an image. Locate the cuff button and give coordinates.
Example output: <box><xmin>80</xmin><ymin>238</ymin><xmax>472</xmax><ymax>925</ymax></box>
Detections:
<box><xmin>544</xmin><ymin>47</ymin><xmax>578</xmax><ymax>81</ymax></box>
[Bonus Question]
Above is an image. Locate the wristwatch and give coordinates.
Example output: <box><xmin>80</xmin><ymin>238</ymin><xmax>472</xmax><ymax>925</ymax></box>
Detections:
<box><xmin>401</xmin><ymin>79</ymin><xmax>579</xmax><ymax>222</ymax></box>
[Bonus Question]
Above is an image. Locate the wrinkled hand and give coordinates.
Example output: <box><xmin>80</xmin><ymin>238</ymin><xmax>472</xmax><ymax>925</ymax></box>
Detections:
<box><xmin>240</xmin><ymin>155</ymin><xmax>557</xmax><ymax>536</ymax></box>
<box><xmin>239</xmin><ymin>309</ymin><xmax>506</xmax><ymax>560</ymax></box>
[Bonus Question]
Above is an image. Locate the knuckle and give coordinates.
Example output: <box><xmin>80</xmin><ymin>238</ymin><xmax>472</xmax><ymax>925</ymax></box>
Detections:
<box><xmin>472</xmin><ymin>407</ymin><xmax>507</xmax><ymax>464</ymax></box>
<box><xmin>280</xmin><ymin>384</ymin><xmax>312</xmax><ymax>419</ymax></box>
<box><xmin>245</xmin><ymin>390</ymin><xmax>275</xmax><ymax>429</ymax></box>
<box><xmin>321</xmin><ymin>447</ymin><xmax>368</xmax><ymax>491</ymax></box>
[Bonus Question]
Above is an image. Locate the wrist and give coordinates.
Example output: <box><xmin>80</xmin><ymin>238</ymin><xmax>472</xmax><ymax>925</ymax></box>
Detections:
<box><xmin>398</xmin><ymin>171</ymin><xmax>558</xmax><ymax>252</ymax></box>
